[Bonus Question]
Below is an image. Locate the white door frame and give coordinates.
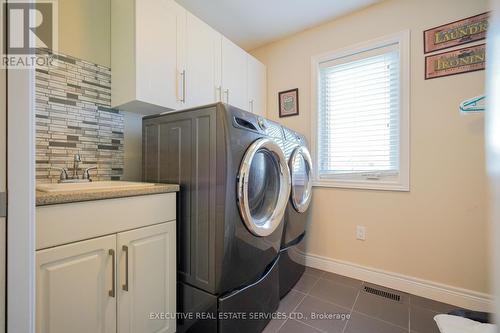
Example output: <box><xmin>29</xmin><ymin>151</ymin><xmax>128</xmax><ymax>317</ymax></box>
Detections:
<box><xmin>487</xmin><ymin>0</ymin><xmax>500</xmax><ymax>323</ymax></box>
<box><xmin>7</xmin><ymin>67</ymin><xmax>36</xmax><ymax>332</ymax></box>
<box><xmin>6</xmin><ymin>0</ymin><xmax>37</xmax><ymax>330</ymax></box>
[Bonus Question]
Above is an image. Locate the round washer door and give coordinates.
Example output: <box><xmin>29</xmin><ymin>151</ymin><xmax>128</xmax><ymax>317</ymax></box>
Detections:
<box><xmin>237</xmin><ymin>138</ymin><xmax>291</xmax><ymax>237</ymax></box>
<box><xmin>289</xmin><ymin>146</ymin><xmax>313</xmax><ymax>213</ymax></box>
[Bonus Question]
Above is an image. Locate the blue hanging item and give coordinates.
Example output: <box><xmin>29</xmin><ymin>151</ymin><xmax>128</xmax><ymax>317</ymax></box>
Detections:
<box><xmin>459</xmin><ymin>95</ymin><xmax>485</xmax><ymax>113</ymax></box>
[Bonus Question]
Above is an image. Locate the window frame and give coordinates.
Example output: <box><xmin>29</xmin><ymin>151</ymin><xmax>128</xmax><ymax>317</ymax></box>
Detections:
<box><xmin>310</xmin><ymin>30</ymin><xmax>410</xmax><ymax>191</ymax></box>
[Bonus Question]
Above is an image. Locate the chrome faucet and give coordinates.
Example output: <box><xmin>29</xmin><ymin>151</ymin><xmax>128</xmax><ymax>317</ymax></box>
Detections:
<box><xmin>50</xmin><ymin>154</ymin><xmax>97</xmax><ymax>183</ymax></box>
<box><xmin>83</xmin><ymin>166</ymin><xmax>97</xmax><ymax>180</ymax></box>
<box><xmin>72</xmin><ymin>154</ymin><xmax>82</xmax><ymax>179</ymax></box>
<box><xmin>50</xmin><ymin>167</ymin><xmax>68</xmax><ymax>181</ymax></box>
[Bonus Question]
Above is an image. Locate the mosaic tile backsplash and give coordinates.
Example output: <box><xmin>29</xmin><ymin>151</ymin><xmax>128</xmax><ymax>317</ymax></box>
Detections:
<box><xmin>36</xmin><ymin>51</ymin><xmax>124</xmax><ymax>183</ymax></box>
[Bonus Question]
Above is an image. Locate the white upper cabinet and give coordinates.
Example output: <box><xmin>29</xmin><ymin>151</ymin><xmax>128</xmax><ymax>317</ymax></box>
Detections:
<box><xmin>112</xmin><ymin>0</ymin><xmax>186</xmax><ymax>114</ymax></box>
<box><xmin>111</xmin><ymin>0</ymin><xmax>266</xmax><ymax>115</ymax></box>
<box><xmin>247</xmin><ymin>55</ymin><xmax>267</xmax><ymax>117</ymax></box>
<box><xmin>184</xmin><ymin>13</ymin><xmax>222</xmax><ymax>108</ymax></box>
<box><xmin>221</xmin><ymin>36</ymin><xmax>248</xmax><ymax>111</ymax></box>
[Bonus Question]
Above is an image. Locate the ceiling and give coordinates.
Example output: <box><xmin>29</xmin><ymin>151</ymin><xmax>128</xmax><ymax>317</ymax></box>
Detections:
<box><xmin>175</xmin><ymin>0</ymin><xmax>380</xmax><ymax>50</ymax></box>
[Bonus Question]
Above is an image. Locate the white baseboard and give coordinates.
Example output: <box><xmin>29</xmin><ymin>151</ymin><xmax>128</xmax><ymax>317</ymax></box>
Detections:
<box><xmin>302</xmin><ymin>252</ymin><xmax>493</xmax><ymax>312</ymax></box>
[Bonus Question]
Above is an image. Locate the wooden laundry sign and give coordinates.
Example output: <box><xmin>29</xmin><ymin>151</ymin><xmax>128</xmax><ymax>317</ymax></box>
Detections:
<box><xmin>425</xmin><ymin>44</ymin><xmax>485</xmax><ymax>80</ymax></box>
<box><xmin>424</xmin><ymin>12</ymin><xmax>489</xmax><ymax>53</ymax></box>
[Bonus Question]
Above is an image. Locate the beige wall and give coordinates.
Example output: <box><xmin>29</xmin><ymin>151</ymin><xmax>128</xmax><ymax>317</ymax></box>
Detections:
<box><xmin>252</xmin><ymin>0</ymin><xmax>490</xmax><ymax>294</ymax></box>
<box><xmin>58</xmin><ymin>0</ymin><xmax>111</xmax><ymax>67</ymax></box>
<box><xmin>486</xmin><ymin>0</ymin><xmax>500</xmax><ymax>320</ymax></box>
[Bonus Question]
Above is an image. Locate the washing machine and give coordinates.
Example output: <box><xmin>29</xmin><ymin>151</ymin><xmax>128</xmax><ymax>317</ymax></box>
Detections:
<box><xmin>279</xmin><ymin>126</ymin><xmax>313</xmax><ymax>298</ymax></box>
<box><xmin>142</xmin><ymin>103</ymin><xmax>291</xmax><ymax>333</ymax></box>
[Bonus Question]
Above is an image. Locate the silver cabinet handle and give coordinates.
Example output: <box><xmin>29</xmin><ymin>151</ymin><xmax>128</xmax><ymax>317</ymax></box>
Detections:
<box><xmin>180</xmin><ymin>70</ymin><xmax>186</xmax><ymax>103</ymax></box>
<box><xmin>109</xmin><ymin>249</ymin><xmax>115</xmax><ymax>298</ymax></box>
<box><xmin>223</xmin><ymin>89</ymin><xmax>229</xmax><ymax>104</ymax></box>
<box><xmin>122</xmin><ymin>245</ymin><xmax>129</xmax><ymax>291</ymax></box>
<box><xmin>249</xmin><ymin>100</ymin><xmax>254</xmax><ymax>113</ymax></box>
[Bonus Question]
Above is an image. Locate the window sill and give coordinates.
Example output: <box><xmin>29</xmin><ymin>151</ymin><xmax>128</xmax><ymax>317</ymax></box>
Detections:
<box><xmin>312</xmin><ymin>179</ymin><xmax>410</xmax><ymax>192</ymax></box>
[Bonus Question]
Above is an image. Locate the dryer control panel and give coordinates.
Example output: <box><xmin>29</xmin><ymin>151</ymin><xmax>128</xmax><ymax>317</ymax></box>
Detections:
<box><xmin>230</xmin><ymin>106</ymin><xmax>284</xmax><ymax>140</ymax></box>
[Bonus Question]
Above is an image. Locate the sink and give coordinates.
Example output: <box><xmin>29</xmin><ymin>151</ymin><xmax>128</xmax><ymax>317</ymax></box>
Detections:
<box><xmin>36</xmin><ymin>181</ymin><xmax>156</xmax><ymax>193</ymax></box>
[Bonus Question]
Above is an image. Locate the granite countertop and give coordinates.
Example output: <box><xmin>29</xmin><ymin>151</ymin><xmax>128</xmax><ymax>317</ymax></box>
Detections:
<box><xmin>36</xmin><ymin>183</ymin><xmax>179</xmax><ymax>206</ymax></box>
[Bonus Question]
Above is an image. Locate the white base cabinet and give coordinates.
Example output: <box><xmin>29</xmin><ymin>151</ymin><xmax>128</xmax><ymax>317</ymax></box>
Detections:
<box><xmin>36</xmin><ymin>235</ymin><xmax>117</xmax><ymax>333</ymax></box>
<box><xmin>36</xmin><ymin>221</ymin><xmax>176</xmax><ymax>333</ymax></box>
<box><xmin>118</xmin><ymin>223</ymin><xmax>176</xmax><ymax>333</ymax></box>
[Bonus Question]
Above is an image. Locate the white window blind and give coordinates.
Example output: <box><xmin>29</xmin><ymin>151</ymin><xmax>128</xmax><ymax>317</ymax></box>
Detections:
<box><xmin>318</xmin><ymin>43</ymin><xmax>401</xmax><ymax>182</ymax></box>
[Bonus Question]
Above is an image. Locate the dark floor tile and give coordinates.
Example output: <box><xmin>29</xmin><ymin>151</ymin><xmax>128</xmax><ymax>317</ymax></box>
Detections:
<box><xmin>264</xmin><ymin>290</ymin><xmax>307</xmax><ymax>332</ymax></box>
<box><xmin>295</xmin><ymin>295</ymin><xmax>350</xmax><ymax>333</ymax></box>
<box><xmin>305</xmin><ymin>267</ymin><xmax>325</xmax><ymax>278</ymax></box>
<box><xmin>354</xmin><ymin>287</ymin><xmax>409</xmax><ymax>328</ymax></box>
<box><xmin>322</xmin><ymin>272</ymin><xmax>363</xmax><ymax>289</ymax></box>
<box><xmin>293</xmin><ymin>273</ymin><xmax>320</xmax><ymax>294</ymax></box>
<box><xmin>279</xmin><ymin>289</ymin><xmax>307</xmax><ymax>313</ymax></box>
<box><xmin>410</xmin><ymin>306</ymin><xmax>440</xmax><ymax>333</ymax></box>
<box><xmin>278</xmin><ymin>319</ymin><xmax>324</xmax><ymax>333</ymax></box>
<box><xmin>262</xmin><ymin>318</ymin><xmax>286</xmax><ymax>333</ymax></box>
<box><xmin>345</xmin><ymin>311</ymin><xmax>409</xmax><ymax>333</ymax></box>
<box><xmin>309</xmin><ymin>278</ymin><xmax>359</xmax><ymax>309</ymax></box>
<box><xmin>410</xmin><ymin>295</ymin><xmax>459</xmax><ymax>313</ymax></box>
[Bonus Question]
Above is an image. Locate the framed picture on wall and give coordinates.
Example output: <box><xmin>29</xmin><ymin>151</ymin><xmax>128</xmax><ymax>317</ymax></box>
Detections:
<box><xmin>425</xmin><ymin>43</ymin><xmax>486</xmax><ymax>79</ymax></box>
<box><xmin>279</xmin><ymin>88</ymin><xmax>299</xmax><ymax>118</ymax></box>
<box><xmin>423</xmin><ymin>12</ymin><xmax>489</xmax><ymax>54</ymax></box>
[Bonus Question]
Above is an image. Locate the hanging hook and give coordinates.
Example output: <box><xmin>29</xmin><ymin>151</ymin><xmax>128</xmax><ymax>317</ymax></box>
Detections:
<box><xmin>460</xmin><ymin>95</ymin><xmax>485</xmax><ymax>113</ymax></box>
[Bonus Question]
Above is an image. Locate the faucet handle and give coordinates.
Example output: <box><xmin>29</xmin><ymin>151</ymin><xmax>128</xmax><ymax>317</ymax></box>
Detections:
<box><xmin>50</xmin><ymin>167</ymin><xmax>68</xmax><ymax>181</ymax></box>
<box><xmin>83</xmin><ymin>166</ymin><xmax>97</xmax><ymax>180</ymax></box>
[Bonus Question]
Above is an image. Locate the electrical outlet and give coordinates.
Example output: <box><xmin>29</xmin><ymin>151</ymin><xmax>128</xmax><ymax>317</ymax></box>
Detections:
<box><xmin>356</xmin><ymin>226</ymin><xmax>366</xmax><ymax>241</ymax></box>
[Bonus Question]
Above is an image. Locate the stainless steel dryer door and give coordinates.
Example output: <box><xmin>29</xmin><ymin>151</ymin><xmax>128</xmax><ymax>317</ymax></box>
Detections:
<box><xmin>289</xmin><ymin>146</ymin><xmax>313</xmax><ymax>213</ymax></box>
<box><xmin>238</xmin><ymin>138</ymin><xmax>291</xmax><ymax>237</ymax></box>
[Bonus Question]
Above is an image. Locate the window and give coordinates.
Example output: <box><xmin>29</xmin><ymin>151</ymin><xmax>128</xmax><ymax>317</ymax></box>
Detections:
<box><xmin>311</xmin><ymin>31</ymin><xmax>409</xmax><ymax>191</ymax></box>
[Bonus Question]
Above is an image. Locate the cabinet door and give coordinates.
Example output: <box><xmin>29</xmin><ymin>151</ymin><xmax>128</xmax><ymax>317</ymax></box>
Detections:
<box><xmin>36</xmin><ymin>235</ymin><xmax>117</xmax><ymax>333</ymax></box>
<box><xmin>118</xmin><ymin>222</ymin><xmax>176</xmax><ymax>333</ymax></box>
<box><xmin>185</xmin><ymin>13</ymin><xmax>222</xmax><ymax>108</ymax></box>
<box><xmin>247</xmin><ymin>55</ymin><xmax>267</xmax><ymax>116</ymax></box>
<box><xmin>221</xmin><ymin>36</ymin><xmax>248</xmax><ymax>110</ymax></box>
<box><xmin>135</xmin><ymin>0</ymin><xmax>185</xmax><ymax>109</ymax></box>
